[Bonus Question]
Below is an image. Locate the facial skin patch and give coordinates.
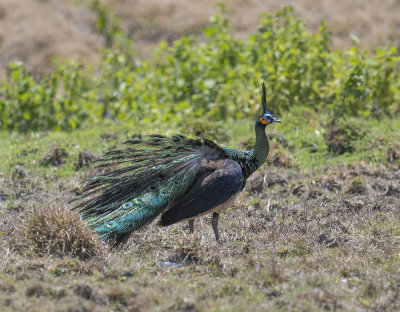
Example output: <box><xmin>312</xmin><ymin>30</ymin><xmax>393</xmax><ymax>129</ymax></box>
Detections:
<box><xmin>259</xmin><ymin>116</ymin><xmax>270</xmax><ymax>124</ymax></box>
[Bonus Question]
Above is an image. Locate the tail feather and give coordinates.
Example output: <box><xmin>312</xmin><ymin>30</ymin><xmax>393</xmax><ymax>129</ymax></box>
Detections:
<box><xmin>73</xmin><ymin>134</ymin><xmax>226</xmax><ymax>243</ymax></box>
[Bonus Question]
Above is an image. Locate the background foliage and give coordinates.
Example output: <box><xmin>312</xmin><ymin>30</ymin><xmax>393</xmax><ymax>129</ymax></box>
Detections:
<box><xmin>0</xmin><ymin>6</ymin><xmax>399</xmax><ymax>133</ymax></box>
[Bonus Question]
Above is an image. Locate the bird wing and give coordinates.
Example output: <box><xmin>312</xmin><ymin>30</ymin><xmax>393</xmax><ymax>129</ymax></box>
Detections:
<box><xmin>159</xmin><ymin>158</ymin><xmax>245</xmax><ymax>226</ymax></box>
<box><xmin>73</xmin><ymin>134</ymin><xmax>227</xmax><ymax>242</ymax></box>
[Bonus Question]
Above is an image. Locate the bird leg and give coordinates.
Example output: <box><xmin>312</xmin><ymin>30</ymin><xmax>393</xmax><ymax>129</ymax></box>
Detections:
<box><xmin>188</xmin><ymin>219</ymin><xmax>194</xmax><ymax>234</ymax></box>
<box><xmin>212</xmin><ymin>212</ymin><xmax>220</xmax><ymax>242</ymax></box>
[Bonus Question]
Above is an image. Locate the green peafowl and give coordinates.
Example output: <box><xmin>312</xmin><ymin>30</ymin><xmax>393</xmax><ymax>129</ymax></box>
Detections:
<box><xmin>74</xmin><ymin>83</ymin><xmax>281</xmax><ymax>244</ymax></box>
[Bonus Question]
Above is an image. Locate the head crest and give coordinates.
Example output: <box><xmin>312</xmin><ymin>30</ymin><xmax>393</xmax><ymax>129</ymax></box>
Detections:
<box><xmin>261</xmin><ymin>82</ymin><xmax>267</xmax><ymax>112</ymax></box>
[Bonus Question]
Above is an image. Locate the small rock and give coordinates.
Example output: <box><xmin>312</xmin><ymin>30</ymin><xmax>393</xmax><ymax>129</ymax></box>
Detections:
<box><xmin>317</xmin><ymin>234</ymin><xmax>327</xmax><ymax>244</ymax></box>
<box><xmin>158</xmin><ymin>261</ymin><xmax>182</xmax><ymax>268</ymax></box>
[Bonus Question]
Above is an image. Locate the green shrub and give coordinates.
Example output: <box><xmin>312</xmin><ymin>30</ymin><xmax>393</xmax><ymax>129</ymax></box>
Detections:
<box><xmin>0</xmin><ymin>6</ymin><xmax>399</xmax><ymax>132</ymax></box>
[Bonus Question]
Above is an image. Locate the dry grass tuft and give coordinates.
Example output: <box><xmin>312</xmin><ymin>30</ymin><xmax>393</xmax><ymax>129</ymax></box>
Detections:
<box><xmin>25</xmin><ymin>284</ymin><xmax>44</xmax><ymax>298</ymax></box>
<box><xmin>386</xmin><ymin>142</ymin><xmax>400</xmax><ymax>164</ymax></box>
<box><xmin>325</xmin><ymin>123</ymin><xmax>362</xmax><ymax>155</ymax></box>
<box><xmin>73</xmin><ymin>283</ymin><xmax>94</xmax><ymax>300</ymax></box>
<box><xmin>346</xmin><ymin>177</ymin><xmax>367</xmax><ymax>195</ymax></box>
<box><xmin>17</xmin><ymin>205</ymin><xmax>105</xmax><ymax>259</ymax></box>
<box><xmin>170</xmin><ymin>236</ymin><xmax>223</xmax><ymax>269</ymax></box>
<box><xmin>39</xmin><ymin>147</ymin><xmax>69</xmax><ymax>167</ymax></box>
<box><xmin>0</xmin><ymin>279</ymin><xmax>16</xmax><ymax>293</ymax></box>
<box><xmin>75</xmin><ymin>150</ymin><xmax>99</xmax><ymax>171</ymax></box>
<box><xmin>268</xmin><ymin>149</ymin><xmax>292</xmax><ymax>168</ymax></box>
<box><xmin>104</xmin><ymin>286</ymin><xmax>136</xmax><ymax>306</ymax></box>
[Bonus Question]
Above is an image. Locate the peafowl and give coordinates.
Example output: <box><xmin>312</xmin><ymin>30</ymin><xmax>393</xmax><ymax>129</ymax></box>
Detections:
<box><xmin>74</xmin><ymin>83</ymin><xmax>280</xmax><ymax>244</ymax></box>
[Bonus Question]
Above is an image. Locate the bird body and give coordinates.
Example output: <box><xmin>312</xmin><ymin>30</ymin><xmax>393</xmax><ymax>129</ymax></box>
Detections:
<box><xmin>74</xmin><ymin>83</ymin><xmax>280</xmax><ymax>244</ymax></box>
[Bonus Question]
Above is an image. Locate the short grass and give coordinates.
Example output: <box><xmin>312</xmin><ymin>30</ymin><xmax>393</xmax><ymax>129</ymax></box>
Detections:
<box><xmin>1</xmin><ymin>112</ymin><xmax>400</xmax><ymax>311</ymax></box>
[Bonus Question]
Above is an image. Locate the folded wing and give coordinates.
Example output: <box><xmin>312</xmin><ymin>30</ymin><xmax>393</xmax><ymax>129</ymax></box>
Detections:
<box><xmin>159</xmin><ymin>159</ymin><xmax>244</xmax><ymax>226</ymax></box>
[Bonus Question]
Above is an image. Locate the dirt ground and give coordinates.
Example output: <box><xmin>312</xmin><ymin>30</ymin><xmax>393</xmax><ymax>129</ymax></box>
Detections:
<box><xmin>1</xmin><ymin>156</ymin><xmax>399</xmax><ymax>311</ymax></box>
<box><xmin>0</xmin><ymin>0</ymin><xmax>400</xmax><ymax>75</ymax></box>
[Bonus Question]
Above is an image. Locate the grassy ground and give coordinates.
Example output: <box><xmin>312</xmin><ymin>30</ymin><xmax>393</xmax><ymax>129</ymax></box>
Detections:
<box><xmin>1</xmin><ymin>111</ymin><xmax>399</xmax><ymax>311</ymax></box>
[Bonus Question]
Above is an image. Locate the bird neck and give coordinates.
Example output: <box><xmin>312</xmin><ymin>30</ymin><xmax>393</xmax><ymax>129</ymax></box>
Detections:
<box><xmin>224</xmin><ymin>122</ymin><xmax>269</xmax><ymax>178</ymax></box>
<box><xmin>248</xmin><ymin>122</ymin><xmax>269</xmax><ymax>166</ymax></box>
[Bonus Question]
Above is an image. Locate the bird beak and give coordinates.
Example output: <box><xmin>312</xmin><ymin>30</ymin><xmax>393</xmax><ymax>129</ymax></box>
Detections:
<box><xmin>273</xmin><ymin>117</ymin><xmax>281</xmax><ymax>123</ymax></box>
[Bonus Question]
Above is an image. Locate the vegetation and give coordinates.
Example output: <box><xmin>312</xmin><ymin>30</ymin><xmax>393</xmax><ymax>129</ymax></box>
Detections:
<box><xmin>0</xmin><ymin>4</ymin><xmax>399</xmax><ymax>312</ymax></box>
<box><xmin>0</xmin><ymin>6</ymin><xmax>399</xmax><ymax>132</ymax></box>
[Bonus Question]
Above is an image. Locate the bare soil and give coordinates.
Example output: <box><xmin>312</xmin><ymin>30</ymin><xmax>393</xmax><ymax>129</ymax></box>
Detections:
<box><xmin>1</xmin><ymin>158</ymin><xmax>399</xmax><ymax>311</ymax></box>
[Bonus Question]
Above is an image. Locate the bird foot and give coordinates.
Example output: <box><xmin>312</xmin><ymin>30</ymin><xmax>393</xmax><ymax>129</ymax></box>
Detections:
<box><xmin>212</xmin><ymin>212</ymin><xmax>220</xmax><ymax>243</ymax></box>
<box><xmin>188</xmin><ymin>219</ymin><xmax>194</xmax><ymax>234</ymax></box>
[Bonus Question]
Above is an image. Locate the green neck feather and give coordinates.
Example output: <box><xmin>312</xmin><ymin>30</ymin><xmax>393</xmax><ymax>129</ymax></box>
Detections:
<box><xmin>224</xmin><ymin>122</ymin><xmax>269</xmax><ymax>178</ymax></box>
<box><xmin>249</xmin><ymin>122</ymin><xmax>269</xmax><ymax>164</ymax></box>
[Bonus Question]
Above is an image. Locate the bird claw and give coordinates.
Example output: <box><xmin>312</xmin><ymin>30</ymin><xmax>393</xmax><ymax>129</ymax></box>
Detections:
<box><xmin>212</xmin><ymin>212</ymin><xmax>220</xmax><ymax>243</ymax></box>
<box><xmin>188</xmin><ymin>219</ymin><xmax>194</xmax><ymax>234</ymax></box>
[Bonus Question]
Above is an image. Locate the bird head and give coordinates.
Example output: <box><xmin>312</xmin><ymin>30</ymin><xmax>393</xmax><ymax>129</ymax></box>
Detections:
<box><xmin>257</xmin><ymin>82</ymin><xmax>281</xmax><ymax>125</ymax></box>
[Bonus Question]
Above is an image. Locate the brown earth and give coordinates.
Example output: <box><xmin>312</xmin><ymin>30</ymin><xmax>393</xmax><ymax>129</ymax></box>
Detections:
<box><xmin>1</xmin><ymin>0</ymin><xmax>400</xmax><ymax>75</ymax></box>
<box><xmin>1</xmin><ymin>160</ymin><xmax>399</xmax><ymax>310</ymax></box>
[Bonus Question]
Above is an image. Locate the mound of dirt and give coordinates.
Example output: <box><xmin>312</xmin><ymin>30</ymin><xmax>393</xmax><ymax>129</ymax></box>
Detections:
<box><xmin>325</xmin><ymin>123</ymin><xmax>363</xmax><ymax>155</ymax></box>
<box><xmin>0</xmin><ymin>0</ymin><xmax>101</xmax><ymax>76</ymax></box>
<box><xmin>267</xmin><ymin>150</ymin><xmax>292</xmax><ymax>168</ymax></box>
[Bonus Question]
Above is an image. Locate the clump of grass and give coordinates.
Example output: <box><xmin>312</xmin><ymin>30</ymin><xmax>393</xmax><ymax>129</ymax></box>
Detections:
<box><xmin>6</xmin><ymin>201</ymin><xmax>24</xmax><ymax>212</ymax></box>
<box><xmin>268</xmin><ymin>149</ymin><xmax>292</xmax><ymax>168</ymax></box>
<box><xmin>346</xmin><ymin>177</ymin><xmax>368</xmax><ymax>195</ymax></box>
<box><xmin>25</xmin><ymin>284</ymin><xmax>44</xmax><ymax>297</ymax></box>
<box><xmin>104</xmin><ymin>286</ymin><xmax>136</xmax><ymax>307</ymax></box>
<box><xmin>39</xmin><ymin>147</ymin><xmax>69</xmax><ymax>167</ymax></box>
<box><xmin>386</xmin><ymin>142</ymin><xmax>400</xmax><ymax>164</ymax></box>
<box><xmin>73</xmin><ymin>283</ymin><xmax>94</xmax><ymax>300</ymax></box>
<box><xmin>262</xmin><ymin>261</ymin><xmax>285</xmax><ymax>287</ymax></box>
<box><xmin>325</xmin><ymin>123</ymin><xmax>363</xmax><ymax>155</ymax></box>
<box><xmin>75</xmin><ymin>150</ymin><xmax>99</xmax><ymax>170</ymax></box>
<box><xmin>22</xmin><ymin>205</ymin><xmax>105</xmax><ymax>259</ymax></box>
<box><xmin>0</xmin><ymin>279</ymin><xmax>16</xmax><ymax>293</ymax></box>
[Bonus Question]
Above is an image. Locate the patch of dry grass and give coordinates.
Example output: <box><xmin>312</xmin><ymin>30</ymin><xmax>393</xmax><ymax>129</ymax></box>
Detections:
<box><xmin>0</xmin><ymin>130</ymin><xmax>399</xmax><ymax>310</ymax></box>
<box><xmin>12</xmin><ymin>204</ymin><xmax>105</xmax><ymax>260</ymax></box>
